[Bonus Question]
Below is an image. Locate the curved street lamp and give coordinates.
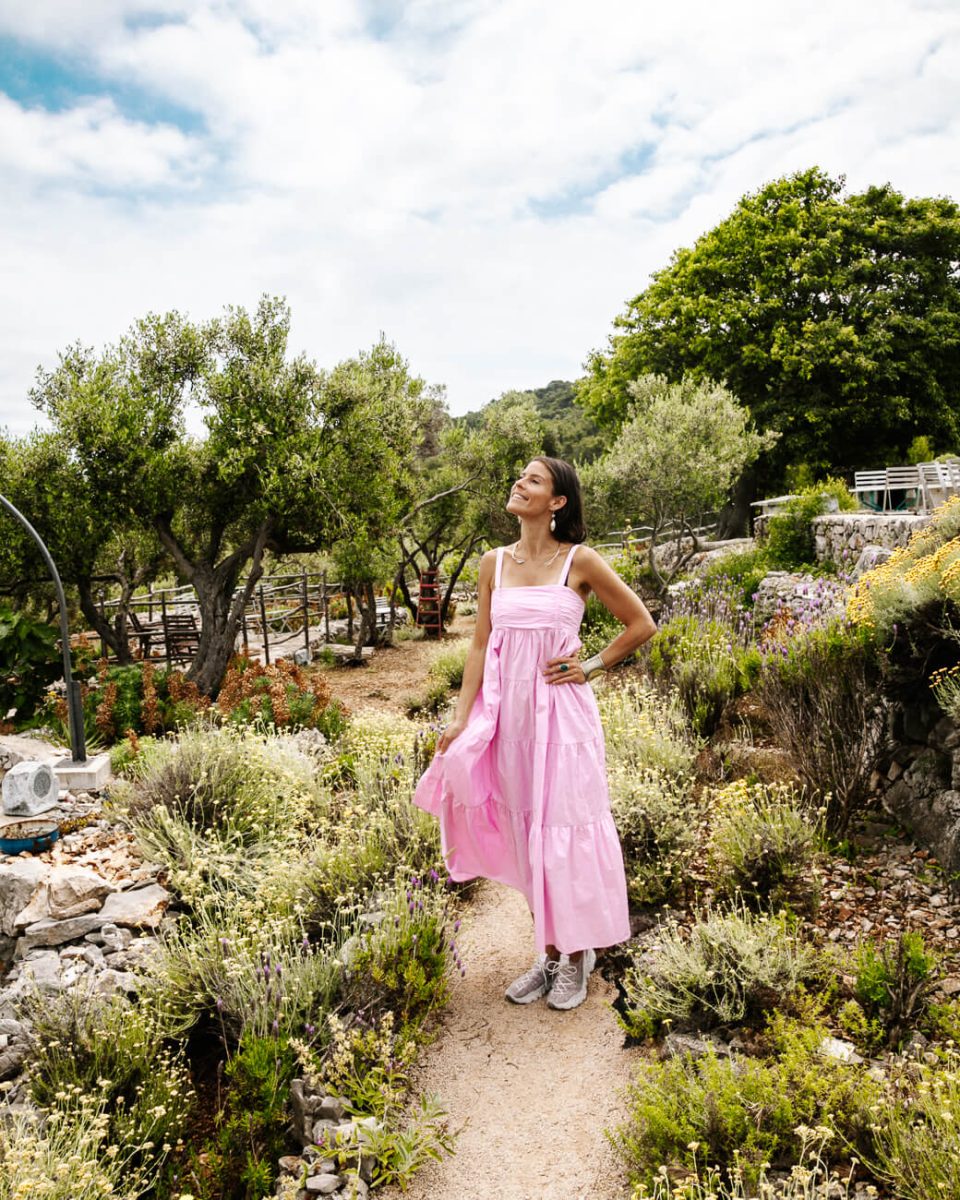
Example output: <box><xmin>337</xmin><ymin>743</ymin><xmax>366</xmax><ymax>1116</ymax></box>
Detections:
<box><xmin>0</xmin><ymin>493</ymin><xmax>86</xmax><ymax>763</ymax></box>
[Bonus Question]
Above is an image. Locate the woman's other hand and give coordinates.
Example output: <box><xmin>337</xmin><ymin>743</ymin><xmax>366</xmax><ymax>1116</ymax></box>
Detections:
<box><xmin>437</xmin><ymin>717</ymin><xmax>467</xmax><ymax>754</ymax></box>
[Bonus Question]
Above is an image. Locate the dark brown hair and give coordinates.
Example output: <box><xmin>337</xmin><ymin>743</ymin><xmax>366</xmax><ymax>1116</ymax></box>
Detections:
<box><xmin>534</xmin><ymin>456</ymin><xmax>586</xmax><ymax>544</ymax></box>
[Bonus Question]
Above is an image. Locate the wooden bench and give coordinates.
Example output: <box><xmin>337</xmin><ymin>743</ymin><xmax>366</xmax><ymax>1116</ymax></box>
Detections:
<box><xmin>162</xmin><ymin>612</ymin><xmax>200</xmax><ymax>666</ymax></box>
<box><xmin>853</xmin><ymin>467</ymin><xmax>921</xmax><ymax>512</ymax></box>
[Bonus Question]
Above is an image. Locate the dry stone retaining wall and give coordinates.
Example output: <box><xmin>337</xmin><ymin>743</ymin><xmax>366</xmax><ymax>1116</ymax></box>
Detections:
<box><xmin>812</xmin><ymin>513</ymin><xmax>930</xmax><ymax>565</ymax></box>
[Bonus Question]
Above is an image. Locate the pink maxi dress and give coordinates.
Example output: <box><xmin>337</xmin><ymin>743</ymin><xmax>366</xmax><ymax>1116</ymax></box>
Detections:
<box><xmin>413</xmin><ymin>544</ymin><xmax>631</xmax><ymax>954</ymax></box>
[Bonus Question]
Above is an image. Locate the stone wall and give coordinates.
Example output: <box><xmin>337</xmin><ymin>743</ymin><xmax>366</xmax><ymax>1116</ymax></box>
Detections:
<box><xmin>877</xmin><ymin>700</ymin><xmax>960</xmax><ymax>881</ymax></box>
<box><xmin>812</xmin><ymin>512</ymin><xmax>930</xmax><ymax>567</ymax></box>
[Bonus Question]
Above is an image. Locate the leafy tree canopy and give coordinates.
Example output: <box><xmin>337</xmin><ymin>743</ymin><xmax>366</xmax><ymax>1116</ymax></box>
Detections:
<box><xmin>582</xmin><ymin>374</ymin><xmax>777</xmax><ymax>592</ymax></box>
<box><xmin>461</xmin><ymin>380</ymin><xmax>605</xmax><ymax>464</ymax></box>
<box><xmin>578</xmin><ymin>168</ymin><xmax>960</xmax><ymax>486</ymax></box>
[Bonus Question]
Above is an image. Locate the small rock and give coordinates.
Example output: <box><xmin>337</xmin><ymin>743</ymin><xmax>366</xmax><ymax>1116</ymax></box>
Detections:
<box><xmin>0</xmin><ymin>1041</ymin><xmax>26</xmax><ymax>1080</ymax></box>
<box><xmin>17</xmin><ymin>913</ymin><xmax>104</xmax><ymax>953</ymax></box>
<box><xmin>98</xmin><ymin>883</ymin><xmax>169</xmax><ymax>930</ymax></box>
<box><xmin>316</xmin><ymin>1095</ymin><xmax>347</xmax><ymax>1122</ymax></box>
<box><xmin>818</xmin><ymin>1036</ymin><xmax>864</xmax><ymax>1065</ymax></box>
<box><xmin>311</xmin><ymin>1118</ymin><xmax>341</xmax><ymax>1145</ymax></box>
<box><xmin>0</xmin><ymin>860</ymin><xmax>48</xmax><ymax>937</ymax></box>
<box><xmin>278</xmin><ymin>1155</ymin><xmax>305</xmax><ymax>1176</ymax></box>
<box><xmin>305</xmin><ymin>1175</ymin><xmax>342</xmax><ymax>1195</ymax></box>
<box><xmin>660</xmin><ymin>1032</ymin><xmax>733</xmax><ymax>1060</ymax></box>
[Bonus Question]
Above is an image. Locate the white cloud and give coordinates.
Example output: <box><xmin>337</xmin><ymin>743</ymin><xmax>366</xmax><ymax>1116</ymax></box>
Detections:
<box><xmin>0</xmin><ymin>0</ymin><xmax>958</xmax><ymax>438</ymax></box>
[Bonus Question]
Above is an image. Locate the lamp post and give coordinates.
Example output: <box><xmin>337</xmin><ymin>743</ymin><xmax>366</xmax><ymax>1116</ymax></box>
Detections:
<box><xmin>0</xmin><ymin>493</ymin><xmax>86</xmax><ymax>763</ymax></box>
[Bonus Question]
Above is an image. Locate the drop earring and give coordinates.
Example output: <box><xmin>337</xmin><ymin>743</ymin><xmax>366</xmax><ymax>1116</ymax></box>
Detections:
<box><xmin>550</xmin><ymin>514</ymin><xmax>556</xmax><ymax>533</ymax></box>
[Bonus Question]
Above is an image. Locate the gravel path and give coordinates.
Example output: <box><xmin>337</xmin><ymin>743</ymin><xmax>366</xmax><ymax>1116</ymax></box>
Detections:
<box><xmin>383</xmin><ymin>879</ymin><xmax>640</xmax><ymax>1200</ymax></box>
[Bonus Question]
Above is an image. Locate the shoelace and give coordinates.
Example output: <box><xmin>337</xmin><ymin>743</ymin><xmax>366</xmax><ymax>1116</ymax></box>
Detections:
<box><xmin>551</xmin><ymin>958</ymin><xmax>581</xmax><ymax>994</ymax></box>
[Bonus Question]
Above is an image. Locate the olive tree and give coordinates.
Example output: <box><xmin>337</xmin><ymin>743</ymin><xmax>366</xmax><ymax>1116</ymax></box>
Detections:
<box><xmin>28</xmin><ymin>297</ymin><xmax>426</xmax><ymax>695</ymax></box>
<box><xmin>581</xmin><ymin>374</ymin><xmax>777</xmax><ymax>594</ymax></box>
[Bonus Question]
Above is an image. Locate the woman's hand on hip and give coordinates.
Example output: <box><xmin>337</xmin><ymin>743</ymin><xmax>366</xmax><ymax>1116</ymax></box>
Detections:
<box><xmin>437</xmin><ymin>717</ymin><xmax>467</xmax><ymax>754</ymax></box>
<box><xmin>543</xmin><ymin>654</ymin><xmax>586</xmax><ymax>685</ymax></box>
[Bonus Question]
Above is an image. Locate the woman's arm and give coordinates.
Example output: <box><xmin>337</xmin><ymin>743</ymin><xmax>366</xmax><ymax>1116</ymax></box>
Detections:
<box><xmin>436</xmin><ymin>550</ymin><xmax>495</xmax><ymax>753</ymax></box>
<box><xmin>544</xmin><ymin>545</ymin><xmax>656</xmax><ymax>686</ymax></box>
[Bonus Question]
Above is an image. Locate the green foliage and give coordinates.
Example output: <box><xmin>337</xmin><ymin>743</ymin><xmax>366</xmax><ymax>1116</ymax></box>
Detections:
<box><xmin>764</xmin><ymin>481</ymin><xmax>856</xmax><ymax>571</ymax></box>
<box><xmin>757</xmin><ymin>622</ymin><xmax>886</xmax><ymax>836</ymax></box>
<box><xmin>853</xmin><ymin>931</ymin><xmax>938</xmax><ymax>1049</ymax></box>
<box><xmin>580</xmin><ymin>593</ymin><xmax>625</xmax><ymax>659</ymax></box>
<box><xmin>405</xmin><ymin>639</ymin><xmax>469</xmax><ymax>716</ymax></box>
<box><xmin>581</xmin><ymin>375</ymin><xmax>777</xmax><ymax>594</ymax></box>
<box><xmin>706</xmin><ymin>779</ymin><xmax>820</xmax><ymax>911</ymax></box>
<box><xmin>611</xmin><ymin>1010</ymin><xmax>881</xmax><ymax>1192</ymax></box>
<box><xmin>191</xmin><ymin>1033</ymin><xmax>297</xmax><ymax>1200</ymax></box>
<box><xmin>647</xmin><ymin>613</ymin><xmax>760</xmax><ymax>737</ymax></box>
<box><xmin>579</xmin><ymin>168</ymin><xmax>960</xmax><ymax>488</ymax></box>
<box><xmin>0</xmin><ymin>604</ymin><xmax>61</xmax><ymax>721</ymax></box>
<box><xmin>907</xmin><ymin>434</ymin><xmax>936</xmax><ymax>465</ymax></box>
<box><xmin>341</xmin><ymin>873</ymin><xmax>453</xmax><ymax>1031</ymax></box>
<box><xmin>516</xmin><ymin>378</ymin><xmax>607</xmax><ymax>464</ymax></box>
<box><xmin>700</xmin><ymin>546</ymin><xmax>771</xmax><ymax>608</ymax></box>
<box><xmin>621</xmin><ymin>907</ymin><xmax>816</xmax><ymax>1037</ymax></box>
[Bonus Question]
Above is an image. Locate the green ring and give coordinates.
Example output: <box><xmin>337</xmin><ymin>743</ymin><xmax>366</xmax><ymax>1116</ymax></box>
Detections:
<box><xmin>559</xmin><ymin>664</ymin><xmax>569</xmax><ymax>672</ymax></box>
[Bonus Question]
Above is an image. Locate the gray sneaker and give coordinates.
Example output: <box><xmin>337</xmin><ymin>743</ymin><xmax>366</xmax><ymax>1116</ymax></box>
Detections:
<box><xmin>504</xmin><ymin>955</ymin><xmax>557</xmax><ymax>1004</ymax></box>
<box><xmin>546</xmin><ymin>949</ymin><xmax>596</xmax><ymax>1010</ymax></box>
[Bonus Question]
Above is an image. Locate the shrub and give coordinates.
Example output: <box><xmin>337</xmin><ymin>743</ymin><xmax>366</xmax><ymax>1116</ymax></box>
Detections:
<box><xmin>598</xmin><ymin>679</ymin><xmax>701</xmax><ymax>780</ymax></box>
<box><xmin>647</xmin><ymin>610</ymin><xmax>760</xmax><ymax>737</ymax></box>
<box><xmin>405</xmin><ymin>639</ymin><xmax>470</xmax><ymax>715</ymax></box>
<box><xmin>20</xmin><ymin>987</ymin><xmax>191</xmax><ymax>1181</ymax></box>
<box><xmin>611</xmin><ymin>1010</ymin><xmax>881</xmax><ymax>1193</ymax></box>
<box><xmin>0</xmin><ymin>604</ymin><xmax>61</xmax><ymax>722</ymax></box>
<box><xmin>599</xmin><ymin>681</ymin><xmax>702</xmax><ymax>905</ymax></box>
<box><xmin>706</xmin><ymin>779</ymin><xmax>820</xmax><ymax>911</ymax></box>
<box><xmin>340</xmin><ymin>871</ymin><xmax>454</xmax><ymax>1032</ymax></box>
<box><xmin>148</xmin><ymin>906</ymin><xmax>342</xmax><ymax>1041</ymax></box>
<box><xmin>188</xmin><ymin>1032</ymin><xmax>297</xmax><ymax>1200</ymax></box>
<box><xmin>868</xmin><ymin>1054</ymin><xmax>960</xmax><ymax>1200</ymax></box>
<box><xmin>621</xmin><ymin>907</ymin><xmax>816</xmax><ymax>1037</ymax></box>
<box><xmin>853</xmin><ymin>931</ymin><xmax>938</xmax><ymax>1049</ymax></box>
<box><xmin>847</xmin><ymin>494</ymin><xmax>960</xmax><ymax>638</ymax></box>
<box><xmin>756</xmin><ymin>621</ymin><xmax>887</xmax><ymax>837</ymax></box>
<box><xmin>765</xmin><ymin>480</ymin><xmax>857</xmax><ymax>571</ymax></box>
<box><xmin>0</xmin><ymin>1087</ymin><xmax>164</xmax><ymax>1200</ymax></box>
<box><xmin>580</xmin><ymin>593</ymin><xmax>625</xmax><ymax>659</ymax></box>
<box><xmin>700</xmin><ymin>546</ymin><xmax>771</xmax><ymax>608</ymax></box>
<box><xmin>217</xmin><ymin>654</ymin><xmax>346</xmax><ymax>735</ymax></box>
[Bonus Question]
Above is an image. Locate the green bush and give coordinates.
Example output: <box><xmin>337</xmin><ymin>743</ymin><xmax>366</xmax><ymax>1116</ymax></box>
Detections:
<box><xmin>621</xmin><ymin>907</ymin><xmax>816</xmax><ymax>1037</ymax></box>
<box><xmin>0</xmin><ymin>604</ymin><xmax>61</xmax><ymax>722</ymax></box>
<box><xmin>706</xmin><ymin>779</ymin><xmax>820</xmax><ymax>911</ymax></box>
<box><xmin>405</xmin><ymin>639</ymin><xmax>470</xmax><ymax>715</ymax></box>
<box><xmin>764</xmin><ymin>480</ymin><xmax>857</xmax><ymax>571</ymax></box>
<box><xmin>647</xmin><ymin>614</ymin><xmax>761</xmax><ymax>737</ymax></box>
<box><xmin>190</xmin><ymin>1033</ymin><xmax>297</xmax><ymax>1200</ymax></box>
<box><xmin>853</xmin><ymin>931</ymin><xmax>938</xmax><ymax>1049</ymax></box>
<box><xmin>611</xmin><ymin>1010</ymin><xmax>881</xmax><ymax>1192</ymax></box>
<box><xmin>700</xmin><ymin>546</ymin><xmax>771</xmax><ymax>608</ymax></box>
<box><xmin>580</xmin><ymin>593</ymin><xmax>625</xmax><ymax>659</ymax></box>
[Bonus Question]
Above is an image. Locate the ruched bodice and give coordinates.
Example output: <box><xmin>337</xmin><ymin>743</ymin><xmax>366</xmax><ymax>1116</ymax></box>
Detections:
<box><xmin>413</xmin><ymin>544</ymin><xmax>631</xmax><ymax>954</ymax></box>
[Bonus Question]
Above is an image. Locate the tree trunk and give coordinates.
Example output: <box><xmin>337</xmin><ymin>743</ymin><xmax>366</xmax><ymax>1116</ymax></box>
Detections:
<box><xmin>350</xmin><ymin>582</ymin><xmax>378</xmax><ymax>662</ymax></box>
<box><xmin>76</xmin><ymin>580</ymin><xmax>134</xmax><ymax>665</ymax></box>
<box><xmin>186</xmin><ymin>553</ymin><xmax>267</xmax><ymax>697</ymax></box>
<box><xmin>718</xmin><ymin>468</ymin><xmax>757</xmax><ymax>539</ymax></box>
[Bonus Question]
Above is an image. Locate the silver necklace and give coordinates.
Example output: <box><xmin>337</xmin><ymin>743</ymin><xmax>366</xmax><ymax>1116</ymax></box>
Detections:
<box><xmin>509</xmin><ymin>540</ymin><xmax>563</xmax><ymax>566</ymax></box>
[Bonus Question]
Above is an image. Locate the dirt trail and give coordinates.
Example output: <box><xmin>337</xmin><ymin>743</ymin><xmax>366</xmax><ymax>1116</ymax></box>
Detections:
<box><xmin>383</xmin><ymin>880</ymin><xmax>640</xmax><ymax>1200</ymax></box>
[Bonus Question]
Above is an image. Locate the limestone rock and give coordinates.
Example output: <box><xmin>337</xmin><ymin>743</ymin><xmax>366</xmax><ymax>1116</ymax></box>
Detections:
<box><xmin>0</xmin><ymin>860</ymin><xmax>48</xmax><ymax>937</ymax></box>
<box><xmin>818</xmin><ymin>1036</ymin><xmax>863</xmax><ymax>1064</ymax></box>
<box><xmin>305</xmin><ymin>1174</ymin><xmax>342</xmax><ymax>1195</ymax></box>
<box><xmin>47</xmin><ymin>865</ymin><xmax>114</xmax><ymax>919</ymax></box>
<box><xmin>98</xmin><ymin>883</ymin><xmax>170</xmax><ymax>930</ymax></box>
<box><xmin>316</xmin><ymin>1095</ymin><xmax>347</xmax><ymax>1122</ymax></box>
<box><xmin>17</xmin><ymin>913</ymin><xmax>104</xmax><ymax>953</ymax></box>
<box><xmin>660</xmin><ymin>1032</ymin><xmax>733</xmax><ymax>1060</ymax></box>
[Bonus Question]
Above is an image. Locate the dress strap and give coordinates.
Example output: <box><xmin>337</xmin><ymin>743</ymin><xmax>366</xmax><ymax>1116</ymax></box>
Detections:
<box><xmin>495</xmin><ymin>546</ymin><xmax>505</xmax><ymax>589</ymax></box>
<box><xmin>556</xmin><ymin>543</ymin><xmax>579</xmax><ymax>587</ymax></box>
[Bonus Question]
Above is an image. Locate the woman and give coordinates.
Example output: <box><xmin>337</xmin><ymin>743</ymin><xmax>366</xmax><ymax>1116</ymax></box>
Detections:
<box><xmin>413</xmin><ymin>457</ymin><xmax>656</xmax><ymax>1010</ymax></box>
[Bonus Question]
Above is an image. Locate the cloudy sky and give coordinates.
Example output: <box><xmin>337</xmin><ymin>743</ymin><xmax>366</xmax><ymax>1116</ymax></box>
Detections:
<box><xmin>1</xmin><ymin>0</ymin><xmax>958</xmax><ymax>435</ymax></box>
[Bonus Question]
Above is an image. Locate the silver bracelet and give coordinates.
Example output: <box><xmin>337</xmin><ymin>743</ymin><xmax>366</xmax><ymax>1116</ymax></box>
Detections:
<box><xmin>581</xmin><ymin>652</ymin><xmax>607</xmax><ymax>681</ymax></box>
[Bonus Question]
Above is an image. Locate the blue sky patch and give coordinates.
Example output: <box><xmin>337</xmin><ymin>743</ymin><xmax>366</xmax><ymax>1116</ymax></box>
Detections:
<box><xmin>0</xmin><ymin>35</ymin><xmax>205</xmax><ymax>134</ymax></box>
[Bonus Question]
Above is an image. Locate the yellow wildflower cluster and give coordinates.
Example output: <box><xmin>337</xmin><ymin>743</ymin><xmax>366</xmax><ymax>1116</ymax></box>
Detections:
<box><xmin>847</xmin><ymin>496</ymin><xmax>960</xmax><ymax>632</ymax></box>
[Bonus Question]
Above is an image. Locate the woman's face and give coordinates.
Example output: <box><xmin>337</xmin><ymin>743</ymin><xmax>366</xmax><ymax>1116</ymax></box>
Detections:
<box><xmin>506</xmin><ymin>460</ymin><xmax>565</xmax><ymax>521</ymax></box>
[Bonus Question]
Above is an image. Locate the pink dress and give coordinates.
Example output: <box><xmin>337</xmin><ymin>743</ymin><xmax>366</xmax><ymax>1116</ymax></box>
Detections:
<box><xmin>413</xmin><ymin>544</ymin><xmax>631</xmax><ymax>954</ymax></box>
